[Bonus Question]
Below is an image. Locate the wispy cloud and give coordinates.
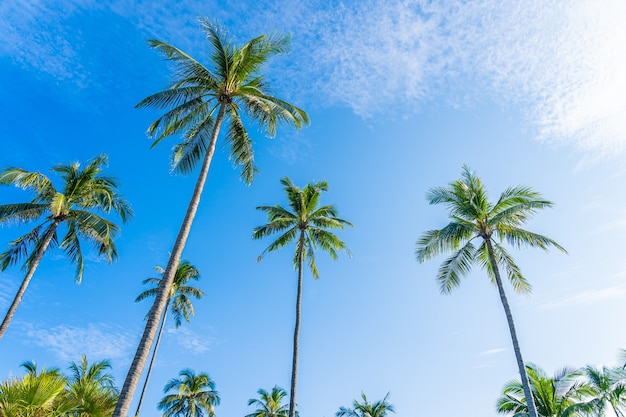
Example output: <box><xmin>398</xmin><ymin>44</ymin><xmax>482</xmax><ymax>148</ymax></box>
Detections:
<box><xmin>166</xmin><ymin>326</ymin><xmax>214</xmax><ymax>354</ymax></box>
<box><xmin>0</xmin><ymin>276</ymin><xmax>18</xmax><ymax>310</ymax></box>
<box><xmin>479</xmin><ymin>347</ymin><xmax>506</xmax><ymax>356</ymax></box>
<box><xmin>540</xmin><ymin>286</ymin><xmax>626</xmax><ymax>309</ymax></box>
<box><xmin>23</xmin><ymin>322</ymin><xmax>136</xmax><ymax>361</ymax></box>
<box><xmin>2</xmin><ymin>0</ymin><xmax>625</xmax><ymax>156</ymax></box>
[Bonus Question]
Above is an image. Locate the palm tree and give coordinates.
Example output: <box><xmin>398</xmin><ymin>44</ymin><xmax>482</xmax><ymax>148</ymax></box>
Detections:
<box><xmin>0</xmin><ymin>155</ymin><xmax>132</xmax><ymax>341</ymax></box>
<box><xmin>336</xmin><ymin>392</ymin><xmax>395</xmax><ymax>417</ymax></box>
<box><xmin>0</xmin><ymin>361</ymin><xmax>73</xmax><ymax>417</ymax></box>
<box><xmin>253</xmin><ymin>177</ymin><xmax>352</xmax><ymax>417</ymax></box>
<box><xmin>497</xmin><ymin>364</ymin><xmax>593</xmax><ymax>417</ymax></box>
<box><xmin>246</xmin><ymin>386</ymin><xmax>290</xmax><ymax>417</ymax></box>
<box><xmin>415</xmin><ymin>165</ymin><xmax>566</xmax><ymax>417</ymax></box>
<box><xmin>116</xmin><ymin>19</ymin><xmax>308</xmax><ymax>416</ymax></box>
<box><xmin>581</xmin><ymin>365</ymin><xmax>626</xmax><ymax>417</ymax></box>
<box><xmin>133</xmin><ymin>260</ymin><xmax>204</xmax><ymax>417</ymax></box>
<box><xmin>65</xmin><ymin>356</ymin><xmax>119</xmax><ymax>417</ymax></box>
<box><xmin>157</xmin><ymin>369</ymin><xmax>220</xmax><ymax>417</ymax></box>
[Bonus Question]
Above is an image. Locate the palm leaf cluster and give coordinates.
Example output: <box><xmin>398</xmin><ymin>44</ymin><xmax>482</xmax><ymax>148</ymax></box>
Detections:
<box><xmin>0</xmin><ymin>357</ymin><xmax>118</xmax><ymax>417</ymax></box>
<box><xmin>416</xmin><ymin>165</ymin><xmax>565</xmax><ymax>294</ymax></box>
<box><xmin>336</xmin><ymin>392</ymin><xmax>395</xmax><ymax>417</ymax></box>
<box><xmin>0</xmin><ymin>154</ymin><xmax>131</xmax><ymax>281</ymax></box>
<box><xmin>136</xmin><ymin>18</ymin><xmax>308</xmax><ymax>183</ymax></box>
<box><xmin>158</xmin><ymin>369</ymin><xmax>220</xmax><ymax>417</ymax></box>
<box><xmin>497</xmin><ymin>363</ymin><xmax>626</xmax><ymax>417</ymax></box>
<box><xmin>246</xmin><ymin>386</ymin><xmax>291</xmax><ymax>417</ymax></box>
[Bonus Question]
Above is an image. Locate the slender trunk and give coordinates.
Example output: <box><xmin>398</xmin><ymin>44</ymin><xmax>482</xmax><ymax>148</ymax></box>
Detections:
<box><xmin>485</xmin><ymin>238</ymin><xmax>538</xmax><ymax>417</ymax></box>
<box><xmin>134</xmin><ymin>301</ymin><xmax>169</xmax><ymax>417</ymax></box>
<box><xmin>288</xmin><ymin>232</ymin><xmax>305</xmax><ymax>417</ymax></box>
<box><xmin>114</xmin><ymin>104</ymin><xmax>227</xmax><ymax>417</ymax></box>
<box><xmin>0</xmin><ymin>220</ymin><xmax>59</xmax><ymax>341</ymax></box>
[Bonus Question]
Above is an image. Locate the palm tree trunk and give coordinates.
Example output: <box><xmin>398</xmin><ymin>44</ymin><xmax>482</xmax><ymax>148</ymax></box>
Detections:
<box><xmin>114</xmin><ymin>103</ymin><xmax>227</xmax><ymax>417</ymax></box>
<box><xmin>0</xmin><ymin>220</ymin><xmax>59</xmax><ymax>341</ymax></box>
<box><xmin>485</xmin><ymin>238</ymin><xmax>538</xmax><ymax>417</ymax></box>
<box><xmin>288</xmin><ymin>232</ymin><xmax>305</xmax><ymax>417</ymax></box>
<box><xmin>134</xmin><ymin>301</ymin><xmax>169</xmax><ymax>417</ymax></box>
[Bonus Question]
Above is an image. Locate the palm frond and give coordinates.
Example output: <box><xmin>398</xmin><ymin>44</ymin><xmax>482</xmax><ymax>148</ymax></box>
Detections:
<box><xmin>415</xmin><ymin>222</ymin><xmax>476</xmax><ymax>262</ymax></box>
<box><xmin>436</xmin><ymin>241</ymin><xmax>476</xmax><ymax>294</ymax></box>
<box><xmin>490</xmin><ymin>241</ymin><xmax>531</xmax><ymax>293</ymax></box>
<box><xmin>0</xmin><ymin>203</ymin><xmax>49</xmax><ymax>225</ymax></box>
<box><xmin>59</xmin><ymin>219</ymin><xmax>85</xmax><ymax>283</ymax></box>
<box><xmin>496</xmin><ymin>226</ymin><xmax>567</xmax><ymax>253</ymax></box>
<box><xmin>0</xmin><ymin>168</ymin><xmax>55</xmax><ymax>198</ymax></box>
<box><xmin>225</xmin><ymin>107</ymin><xmax>258</xmax><ymax>184</ymax></box>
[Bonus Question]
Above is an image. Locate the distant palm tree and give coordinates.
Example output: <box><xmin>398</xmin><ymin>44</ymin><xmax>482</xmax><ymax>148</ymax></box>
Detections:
<box><xmin>246</xmin><ymin>386</ymin><xmax>290</xmax><ymax>417</ymax></box>
<box><xmin>581</xmin><ymin>365</ymin><xmax>626</xmax><ymax>417</ymax></box>
<box><xmin>254</xmin><ymin>177</ymin><xmax>352</xmax><ymax>417</ymax></box>
<box><xmin>158</xmin><ymin>369</ymin><xmax>220</xmax><ymax>417</ymax></box>
<box><xmin>415</xmin><ymin>165</ymin><xmax>566</xmax><ymax>417</ymax></box>
<box><xmin>65</xmin><ymin>355</ymin><xmax>119</xmax><ymax>417</ymax></box>
<box><xmin>116</xmin><ymin>19</ymin><xmax>308</xmax><ymax>416</ymax></box>
<box><xmin>0</xmin><ymin>155</ymin><xmax>131</xmax><ymax>341</ymax></box>
<box><xmin>0</xmin><ymin>361</ymin><xmax>73</xmax><ymax>417</ymax></box>
<box><xmin>336</xmin><ymin>392</ymin><xmax>395</xmax><ymax>417</ymax></box>
<box><xmin>497</xmin><ymin>364</ymin><xmax>592</xmax><ymax>417</ymax></box>
<box><xmin>133</xmin><ymin>260</ymin><xmax>204</xmax><ymax>417</ymax></box>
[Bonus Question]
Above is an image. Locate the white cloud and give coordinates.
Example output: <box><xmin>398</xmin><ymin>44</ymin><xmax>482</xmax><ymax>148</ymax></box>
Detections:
<box><xmin>2</xmin><ymin>0</ymin><xmax>625</xmax><ymax>156</ymax></box>
<box><xmin>479</xmin><ymin>347</ymin><xmax>506</xmax><ymax>356</ymax></box>
<box><xmin>23</xmin><ymin>322</ymin><xmax>136</xmax><ymax>361</ymax></box>
<box><xmin>166</xmin><ymin>326</ymin><xmax>214</xmax><ymax>354</ymax></box>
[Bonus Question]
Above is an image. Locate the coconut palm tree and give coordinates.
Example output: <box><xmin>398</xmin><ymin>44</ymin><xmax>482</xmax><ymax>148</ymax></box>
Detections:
<box><xmin>336</xmin><ymin>392</ymin><xmax>395</xmax><ymax>417</ymax></box>
<box><xmin>581</xmin><ymin>365</ymin><xmax>626</xmax><ymax>417</ymax></box>
<box><xmin>415</xmin><ymin>165</ymin><xmax>567</xmax><ymax>417</ymax></box>
<box><xmin>65</xmin><ymin>356</ymin><xmax>119</xmax><ymax>417</ymax></box>
<box><xmin>246</xmin><ymin>386</ymin><xmax>290</xmax><ymax>417</ymax></box>
<box><xmin>0</xmin><ymin>155</ymin><xmax>132</xmax><ymax>341</ymax></box>
<box><xmin>253</xmin><ymin>177</ymin><xmax>352</xmax><ymax>417</ymax></box>
<box><xmin>133</xmin><ymin>260</ymin><xmax>204</xmax><ymax>417</ymax></box>
<box><xmin>116</xmin><ymin>19</ymin><xmax>308</xmax><ymax>416</ymax></box>
<box><xmin>497</xmin><ymin>364</ymin><xmax>593</xmax><ymax>417</ymax></box>
<box><xmin>157</xmin><ymin>369</ymin><xmax>219</xmax><ymax>417</ymax></box>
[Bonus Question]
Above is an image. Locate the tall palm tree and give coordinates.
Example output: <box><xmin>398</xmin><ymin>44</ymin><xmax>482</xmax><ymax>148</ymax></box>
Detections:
<box><xmin>65</xmin><ymin>356</ymin><xmax>119</xmax><ymax>417</ymax></box>
<box><xmin>0</xmin><ymin>155</ymin><xmax>132</xmax><ymax>341</ymax></box>
<box><xmin>116</xmin><ymin>19</ymin><xmax>308</xmax><ymax>416</ymax></box>
<box><xmin>253</xmin><ymin>177</ymin><xmax>352</xmax><ymax>417</ymax></box>
<box><xmin>157</xmin><ymin>369</ymin><xmax>220</xmax><ymax>417</ymax></box>
<box><xmin>497</xmin><ymin>364</ymin><xmax>593</xmax><ymax>417</ymax></box>
<box><xmin>415</xmin><ymin>165</ymin><xmax>566</xmax><ymax>417</ymax></box>
<box><xmin>581</xmin><ymin>365</ymin><xmax>626</xmax><ymax>417</ymax></box>
<box><xmin>133</xmin><ymin>260</ymin><xmax>204</xmax><ymax>417</ymax></box>
<box><xmin>336</xmin><ymin>392</ymin><xmax>395</xmax><ymax>417</ymax></box>
<box><xmin>246</xmin><ymin>386</ymin><xmax>290</xmax><ymax>417</ymax></box>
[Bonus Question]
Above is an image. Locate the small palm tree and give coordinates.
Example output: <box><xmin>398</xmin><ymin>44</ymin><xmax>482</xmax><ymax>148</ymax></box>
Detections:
<box><xmin>497</xmin><ymin>364</ymin><xmax>593</xmax><ymax>417</ymax></box>
<box><xmin>158</xmin><ymin>369</ymin><xmax>220</xmax><ymax>417</ymax></box>
<box><xmin>336</xmin><ymin>392</ymin><xmax>395</xmax><ymax>417</ymax></box>
<box><xmin>0</xmin><ymin>155</ymin><xmax>132</xmax><ymax>341</ymax></box>
<box><xmin>581</xmin><ymin>365</ymin><xmax>626</xmax><ymax>417</ymax></box>
<box><xmin>0</xmin><ymin>361</ymin><xmax>73</xmax><ymax>417</ymax></box>
<box><xmin>65</xmin><ymin>355</ymin><xmax>119</xmax><ymax>417</ymax></box>
<box><xmin>133</xmin><ymin>260</ymin><xmax>204</xmax><ymax>417</ymax></box>
<box><xmin>254</xmin><ymin>177</ymin><xmax>352</xmax><ymax>417</ymax></box>
<box><xmin>246</xmin><ymin>386</ymin><xmax>290</xmax><ymax>417</ymax></box>
<box><xmin>415</xmin><ymin>165</ymin><xmax>566</xmax><ymax>417</ymax></box>
<box><xmin>116</xmin><ymin>19</ymin><xmax>308</xmax><ymax>416</ymax></box>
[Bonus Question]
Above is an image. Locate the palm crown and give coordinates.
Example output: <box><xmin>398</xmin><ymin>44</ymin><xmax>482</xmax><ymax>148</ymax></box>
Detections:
<box><xmin>246</xmin><ymin>386</ymin><xmax>291</xmax><ymax>417</ymax></box>
<box><xmin>415</xmin><ymin>164</ymin><xmax>566</xmax><ymax>294</ymax></box>
<box><xmin>0</xmin><ymin>154</ymin><xmax>132</xmax><ymax>282</ymax></box>
<box><xmin>253</xmin><ymin>177</ymin><xmax>352</xmax><ymax>276</ymax></box>
<box><xmin>158</xmin><ymin>369</ymin><xmax>220</xmax><ymax>417</ymax></box>
<box><xmin>336</xmin><ymin>393</ymin><xmax>395</xmax><ymax>417</ymax></box>
<box><xmin>136</xmin><ymin>260</ymin><xmax>204</xmax><ymax>327</ymax></box>
<box><xmin>136</xmin><ymin>18</ymin><xmax>309</xmax><ymax>183</ymax></box>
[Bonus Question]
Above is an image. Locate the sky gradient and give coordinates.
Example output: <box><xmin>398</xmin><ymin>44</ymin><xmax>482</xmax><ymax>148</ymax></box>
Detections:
<box><xmin>1</xmin><ymin>1</ymin><xmax>626</xmax><ymax>417</ymax></box>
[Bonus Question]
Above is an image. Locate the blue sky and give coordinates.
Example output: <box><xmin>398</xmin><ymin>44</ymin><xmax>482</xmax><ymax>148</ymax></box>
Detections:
<box><xmin>1</xmin><ymin>0</ymin><xmax>626</xmax><ymax>416</ymax></box>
